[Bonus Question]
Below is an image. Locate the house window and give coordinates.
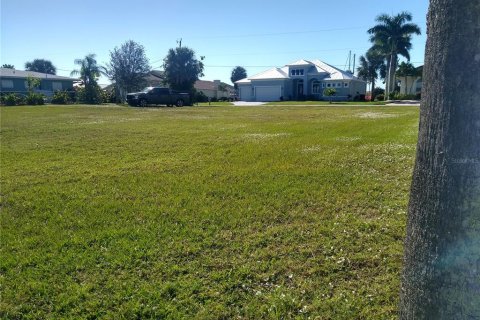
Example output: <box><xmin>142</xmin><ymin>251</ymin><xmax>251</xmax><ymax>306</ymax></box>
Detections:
<box><xmin>1</xmin><ymin>79</ymin><xmax>14</xmax><ymax>88</ymax></box>
<box><xmin>322</xmin><ymin>83</ymin><xmax>325</xmax><ymax>88</ymax></box>
<box><xmin>312</xmin><ymin>80</ymin><xmax>321</xmax><ymax>94</ymax></box>
<box><xmin>344</xmin><ymin>82</ymin><xmax>349</xmax><ymax>88</ymax></box>
<box><xmin>337</xmin><ymin>83</ymin><xmax>341</xmax><ymax>87</ymax></box>
<box><xmin>52</xmin><ymin>82</ymin><xmax>62</xmax><ymax>91</ymax></box>
<box><xmin>332</xmin><ymin>83</ymin><xmax>336</xmax><ymax>88</ymax></box>
<box><xmin>327</xmin><ymin>83</ymin><xmax>331</xmax><ymax>87</ymax></box>
<box><xmin>290</xmin><ymin>69</ymin><xmax>304</xmax><ymax>76</ymax></box>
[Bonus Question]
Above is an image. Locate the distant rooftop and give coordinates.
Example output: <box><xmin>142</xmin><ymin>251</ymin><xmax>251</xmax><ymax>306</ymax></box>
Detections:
<box><xmin>0</xmin><ymin>68</ymin><xmax>77</xmax><ymax>81</ymax></box>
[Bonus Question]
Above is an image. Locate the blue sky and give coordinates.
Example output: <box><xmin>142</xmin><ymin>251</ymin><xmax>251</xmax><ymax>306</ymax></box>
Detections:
<box><xmin>1</xmin><ymin>0</ymin><xmax>428</xmax><ymax>86</ymax></box>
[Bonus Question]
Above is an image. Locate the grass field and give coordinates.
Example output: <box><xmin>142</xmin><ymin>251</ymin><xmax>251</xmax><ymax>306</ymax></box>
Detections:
<box><xmin>1</xmin><ymin>104</ymin><xmax>419</xmax><ymax>319</ymax></box>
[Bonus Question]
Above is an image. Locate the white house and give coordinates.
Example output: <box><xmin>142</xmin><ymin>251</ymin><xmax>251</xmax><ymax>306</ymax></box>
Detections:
<box><xmin>236</xmin><ymin>59</ymin><xmax>366</xmax><ymax>102</ymax></box>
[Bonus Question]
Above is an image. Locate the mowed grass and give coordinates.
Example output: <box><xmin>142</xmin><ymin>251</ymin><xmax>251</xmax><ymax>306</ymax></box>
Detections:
<box><xmin>1</xmin><ymin>104</ymin><xmax>419</xmax><ymax>319</ymax></box>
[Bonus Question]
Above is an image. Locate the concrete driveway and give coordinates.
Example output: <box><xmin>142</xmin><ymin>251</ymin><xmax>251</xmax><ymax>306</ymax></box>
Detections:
<box><xmin>232</xmin><ymin>101</ymin><xmax>266</xmax><ymax>106</ymax></box>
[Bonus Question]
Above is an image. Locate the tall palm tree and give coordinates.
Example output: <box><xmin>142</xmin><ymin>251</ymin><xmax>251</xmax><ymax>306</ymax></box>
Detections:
<box><xmin>71</xmin><ymin>54</ymin><xmax>102</xmax><ymax>104</ymax></box>
<box><xmin>357</xmin><ymin>49</ymin><xmax>385</xmax><ymax>100</ymax></box>
<box><xmin>368</xmin><ymin>12</ymin><xmax>421</xmax><ymax>99</ymax></box>
<box><xmin>70</xmin><ymin>54</ymin><xmax>101</xmax><ymax>86</ymax></box>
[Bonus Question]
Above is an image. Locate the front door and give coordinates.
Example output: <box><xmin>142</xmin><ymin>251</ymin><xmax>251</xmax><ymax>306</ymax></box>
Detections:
<box><xmin>297</xmin><ymin>80</ymin><xmax>304</xmax><ymax>98</ymax></box>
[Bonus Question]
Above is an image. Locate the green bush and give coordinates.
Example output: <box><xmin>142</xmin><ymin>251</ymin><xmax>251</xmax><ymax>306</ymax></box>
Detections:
<box><xmin>51</xmin><ymin>91</ymin><xmax>71</xmax><ymax>104</ymax></box>
<box><xmin>1</xmin><ymin>93</ymin><xmax>21</xmax><ymax>106</ymax></box>
<box><xmin>374</xmin><ymin>94</ymin><xmax>385</xmax><ymax>101</ymax></box>
<box><xmin>75</xmin><ymin>86</ymin><xmax>103</xmax><ymax>104</ymax></box>
<box><xmin>193</xmin><ymin>91</ymin><xmax>208</xmax><ymax>103</ymax></box>
<box><xmin>26</xmin><ymin>93</ymin><xmax>45</xmax><ymax>105</ymax></box>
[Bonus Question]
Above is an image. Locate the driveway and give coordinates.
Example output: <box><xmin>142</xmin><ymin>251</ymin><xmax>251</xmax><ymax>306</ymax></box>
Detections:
<box><xmin>232</xmin><ymin>101</ymin><xmax>266</xmax><ymax>106</ymax></box>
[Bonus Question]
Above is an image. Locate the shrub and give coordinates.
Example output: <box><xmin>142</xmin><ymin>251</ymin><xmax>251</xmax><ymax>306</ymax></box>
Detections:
<box><xmin>2</xmin><ymin>93</ymin><xmax>20</xmax><ymax>106</ymax></box>
<box><xmin>26</xmin><ymin>93</ymin><xmax>45</xmax><ymax>105</ymax></box>
<box><xmin>374</xmin><ymin>94</ymin><xmax>385</xmax><ymax>101</ymax></box>
<box><xmin>75</xmin><ymin>86</ymin><xmax>103</xmax><ymax>104</ymax></box>
<box><xmin>195</xmin><ymin>91</ymin><xmax>208</xmax><ymax>103</ymax></box>
<box><xmin>51</xmin><ymin>91</ymin><xmax>71</xmax><ymax>104</ymax></box>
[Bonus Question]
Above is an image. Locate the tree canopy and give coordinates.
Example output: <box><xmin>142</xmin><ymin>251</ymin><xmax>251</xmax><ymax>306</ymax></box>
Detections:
<box><xmin>105</xmin><ymin>40</ymin><xmax>151</xmax><ymax>101</ymax></box>
<box><xmin>230</xmin><ymin>66</ymin><xmax>247</xmax><ymax>88</ymax></box>
<box><xmin>2</xmin><ymin>64</ymin><xmax>15</xmax><ymax>69</ymax></box>
<box><xmin>25</xmin><ymin>59</ymin><xmax>57</xmax><ymax>75</ymax></box>
<box><xmin>163</xmin><ymin>47</ymin><xmax>204</xmax><ymax>91</ymax></box>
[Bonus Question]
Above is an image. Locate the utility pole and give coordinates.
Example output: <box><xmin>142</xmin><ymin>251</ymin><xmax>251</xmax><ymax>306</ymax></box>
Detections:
<box><xmin>177</xmin><ymin>38</ymin><xmax>182</xmax><ymax>48</ymax></box>
<box><xmin>352</xmin><ymin>53</ymin><xmax>356</xmax><ymax>76</ymax></box>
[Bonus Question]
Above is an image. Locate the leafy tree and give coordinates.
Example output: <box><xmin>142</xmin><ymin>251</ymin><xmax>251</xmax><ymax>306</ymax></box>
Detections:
<box><xmin>400</xmin><ymin>0</ymin><xmax>480</xmax><ymax>318</ymax></box>
<box><xmin>25</xmin><ymin>59</ymin><xmax>57</xmax><ymax>75</ymax></box>
<box><xmin>2</xmin><ymin>64</ymin><xmax>14</xmax><ymax>69</ymax></box>
<box><xmin>396</xmin><ymin>62</ymin><xmax>416</xmax><ymax>94</ymax></box>
<box><xmin>163</xmin><ymin>47</ymin><xmax>204</xmax><ymax>91</ymax></box>
<box><xmin>323</xmin><ymin>88</ymin><xmax>336</xmax><ymax>103</ymax></box>
<box><xmin>104</xmin><ymin>40</ymin><xmax>151</xmax><ymax>102</ymax></box>
<box><xmin>357</xmin><ymin>49</ymin><xmax>385</xmax><ymax>100</ymax></box>
<box><xmin>230</xmin><ymin>66</ymin><xmax>247</xmax><ymax>89</ymax></box>
<box><xmin>368</xmin><ymin>12</ymin><xmax>421</xmax><ymax>100</ymax></box>
<box><xmin>70</xmin><ymin>54</ymin><xmax>103</xmax><ymax>104</ymax></box>
<box><xmin>26</xmin><ymin>76</ymin><xmax>40</xmax><ymax>93</ymax></box>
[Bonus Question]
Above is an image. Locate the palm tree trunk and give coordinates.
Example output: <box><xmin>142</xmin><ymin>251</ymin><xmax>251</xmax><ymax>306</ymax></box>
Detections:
<box><xmin>371</xmin><ymin>78</ymin><xmax>376</xmax><ymax>101</ymax></box>
<box><xmin>400</xmin><ymin>0</ymin><xmax>480</xmax><ymax>318</ymax></box>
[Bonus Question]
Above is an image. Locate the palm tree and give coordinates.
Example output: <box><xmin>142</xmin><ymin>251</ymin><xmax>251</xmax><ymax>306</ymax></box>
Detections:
<box><xmin>71</xmin><ymin>54</ymin><xmax>101</xmax><ymax>86</ymax></box>
<box><xmin>357</xmin><ymin>49</ymin><xmax>385</xmax><ymax>100</ymax></box>
<box><xmin>71</xmin><ymin>54</ymin><xmax>102</xmax><ymax>104</ymax></box>
<box><xmin>368</xmin><ymin>12</ymin><xmax>421</xmax><ymax>100</ymax></box>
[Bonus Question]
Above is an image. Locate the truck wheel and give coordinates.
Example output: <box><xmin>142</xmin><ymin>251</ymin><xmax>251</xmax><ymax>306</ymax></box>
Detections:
<box><xmin>139</xmin><ymin>99</ymin><xmax>147</xmax><ymax>107</ymax></box>
<box><xmin>176</xmin><ymin>99</ymin><xmax>184</xmax><ymax>107</ymax></box>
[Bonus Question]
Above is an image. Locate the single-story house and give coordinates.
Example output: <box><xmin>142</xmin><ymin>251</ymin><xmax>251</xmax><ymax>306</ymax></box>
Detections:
<box><xmin>194</xmin><ymin>80</ymin><xmax>235</xmax><ymax>99</ymax></box>
<box><xmin>397</xmin><ymin>65</ymin><xmax>423</xmax><ymax>95</ymax></box>
<box><xmin>236</xmin><ymin>59</ymin><xmax>367</xmax><ymax>102</ymax></box>
<box><xmin>0</xmin><ymin>68</ymin><xmax>76</xmax><ymax>98</ymax></box>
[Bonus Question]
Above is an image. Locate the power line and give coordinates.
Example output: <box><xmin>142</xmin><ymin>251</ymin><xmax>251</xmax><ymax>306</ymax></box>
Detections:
<box><xmin>188</xmin><ymin>26</ymin><xmax>369</xmax><ymax>39</ymax></box>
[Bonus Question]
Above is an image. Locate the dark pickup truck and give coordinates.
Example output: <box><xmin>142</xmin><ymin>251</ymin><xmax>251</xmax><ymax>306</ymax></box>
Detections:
<box><xmin>126</xmin><ymin>87</ymin><xmax>191</xmax><ymax>107</ymax></box>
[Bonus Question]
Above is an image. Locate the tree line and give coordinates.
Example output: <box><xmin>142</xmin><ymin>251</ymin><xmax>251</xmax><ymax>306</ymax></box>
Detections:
<box><xmin>3</xmin><ymin>43</ymin><xmax>250</xmax><ymax>105</ymax></box>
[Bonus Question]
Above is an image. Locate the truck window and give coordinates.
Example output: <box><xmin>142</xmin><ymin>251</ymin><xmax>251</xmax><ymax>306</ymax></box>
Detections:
<box><xmin>158</xmin><ymin>88</ymin><xmax>169</xmax><ymax>95</ymax></box>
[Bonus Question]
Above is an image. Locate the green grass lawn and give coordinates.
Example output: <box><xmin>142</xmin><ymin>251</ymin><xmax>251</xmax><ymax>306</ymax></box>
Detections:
<box><xmin>1</xmin><ymin>104</ymin><xmax>419</xmax><ymax>319</ymax></box>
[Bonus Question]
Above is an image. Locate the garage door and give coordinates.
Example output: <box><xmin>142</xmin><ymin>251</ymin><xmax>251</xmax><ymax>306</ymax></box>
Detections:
<box><xmin>255</xmin><ymin>86</ymin><xmax>282</xmax><ymax>101</ymax></box>
<box><xmin>239</xmin><ymin>86</ymin><xmax>251</xmax><ymax>101</ymax></box>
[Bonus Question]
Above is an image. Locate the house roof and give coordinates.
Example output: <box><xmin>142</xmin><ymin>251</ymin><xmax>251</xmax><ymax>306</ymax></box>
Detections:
<box><xmin>236</xmin><ymin>67</ymin><xmax>289</xmax><ymax>84</ymax></box>
<box><xmin>0</xmin><ymin>68</ymin><xmax>77</xmax><ymax>81</ymax></box>
<box><xmin>235</xmin><ymin>59</ymin><xmax>363</xmax><ymax>84</ymax></box>
<box><xmin>287</xmin><ymin>59</ymin><xmax>312</xmax><ymax>66</ymax></box>
<box><xmin>310</xmin><ymin>60</ymin><xmax>357</xmax><ymax>80</ymax></box>
<box><xmin>195</xmin><ymin>80</ymin><xmax>235</xmax><ymax>92</ymax></box>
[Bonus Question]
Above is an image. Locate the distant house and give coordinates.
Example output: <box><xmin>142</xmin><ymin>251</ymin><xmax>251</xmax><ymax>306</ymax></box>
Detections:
<box><xmin>397</xmin><ymin>65</ymin><xmax>423</xmax><ymax>95</ymax></box>
<box><xmin>142</xmin><ymin>70</ymin><xmax>235</xmax><ymax>99</ymax></box>
<box><xmin>0</xmin><ymin>68</ymin><xmax>76</xmax><ymax>98</ymax></box>
<box><xmin>194</xmin><ymin>80</ymin><xmax>234</xmax><ymax>99</ymax></box>
<box><xmin>106</xmin><ymin>70</ymin><xmax>234</xmax><ymax>101</ymax></box>
<box><xmin>236</xmin><ymin>59</ymin><xmax>366</xmax><ymax>102</ymax></box>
